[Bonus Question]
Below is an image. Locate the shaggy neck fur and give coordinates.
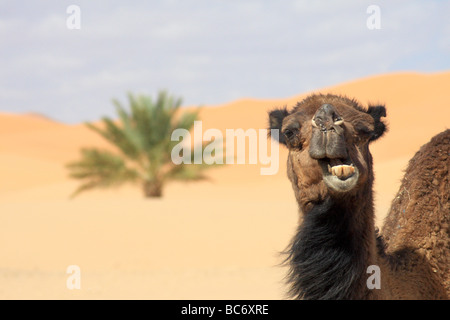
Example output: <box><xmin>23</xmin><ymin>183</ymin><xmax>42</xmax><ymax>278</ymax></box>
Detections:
<box><xmin>285</xmin><ymin>183</ymin><xmax>377</xmax><ymax>300</ymax></box>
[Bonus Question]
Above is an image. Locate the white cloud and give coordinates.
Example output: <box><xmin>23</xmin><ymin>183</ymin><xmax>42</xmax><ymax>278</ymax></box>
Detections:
<box><xmin>76</xmin><ymin>69</ymin><xmax>148</xmax><ymax>89</ymax></box>
<box><xmin>30</xmin><ymin>13</ymin><xmax>67</xmax><ymax>37</ymax></box>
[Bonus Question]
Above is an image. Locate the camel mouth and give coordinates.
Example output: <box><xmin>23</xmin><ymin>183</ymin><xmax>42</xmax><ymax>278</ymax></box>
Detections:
<box><xmin>318</xmin><ymin>158</ymin><xmax>359</xmax><ymax>192</ymax></box>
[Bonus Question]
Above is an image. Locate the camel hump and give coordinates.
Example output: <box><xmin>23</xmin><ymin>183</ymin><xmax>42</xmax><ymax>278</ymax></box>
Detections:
<box><xmin>381</xmin><ymin>129</ymin><xmax>449</xmax><ymax>296</ymax></box>
<box><xmin>383</xmin><ymin>129</ymin><xmax>449</xmax><ymax>242</ymax></box>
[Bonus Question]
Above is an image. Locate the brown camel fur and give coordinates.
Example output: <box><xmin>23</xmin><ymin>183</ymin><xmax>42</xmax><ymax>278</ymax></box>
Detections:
<box><xmin>268</xmin><ymin>93</ymin><xmax>449</xmax><ymax>299</ymax></box>
<box><xmin>380</xmin><ymin>129</ymin><xmax>449</xmax><ymax>298</ymax></box>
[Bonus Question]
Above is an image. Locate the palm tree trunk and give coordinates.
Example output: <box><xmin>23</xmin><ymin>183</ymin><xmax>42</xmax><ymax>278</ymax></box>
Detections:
<box><xmin>143</xmin><ymin>180</ymin><xmax>163</xmax><ymax>197</ymax></box>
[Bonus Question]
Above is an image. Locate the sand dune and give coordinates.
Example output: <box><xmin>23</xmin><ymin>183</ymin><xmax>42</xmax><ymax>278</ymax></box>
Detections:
<box><xmin>0</xmin><ymin>71</ymin><xmax>449</xmax><ymax>299</ymax></box>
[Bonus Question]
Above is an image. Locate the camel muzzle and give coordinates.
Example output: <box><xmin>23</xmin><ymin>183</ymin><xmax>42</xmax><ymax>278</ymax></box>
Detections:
<box><xmin>309</xmin><ymin>104</ymin><xmax>348</xmax><ymax>160</ymax></box>
<box><xmin>309</xmin><ymin>104</ymin><xmax>360</xmax><ymax>192</ymax></box>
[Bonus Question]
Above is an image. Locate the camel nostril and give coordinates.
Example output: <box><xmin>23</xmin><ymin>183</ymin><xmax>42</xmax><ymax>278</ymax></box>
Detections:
<box><xmin>314</xmin><ymin>104</ymin><xmax>345</xmax><ymax>131</ymax></box>
<box><xmin>312</xmin><ymin>118</ymin><xmax>328</xmax><ymax>132</ymax></box>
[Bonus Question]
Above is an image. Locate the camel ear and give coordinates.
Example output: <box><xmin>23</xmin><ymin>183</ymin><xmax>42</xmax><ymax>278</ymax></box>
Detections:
<box><xmin>367</xmin><ymin>105</ymin><xmax>387</xmax><ymax>141</ymax></box>
<box><xmin>268</xmin><ymin>107</ymin><xmax>289</xmax><ymax>145</ymax></box>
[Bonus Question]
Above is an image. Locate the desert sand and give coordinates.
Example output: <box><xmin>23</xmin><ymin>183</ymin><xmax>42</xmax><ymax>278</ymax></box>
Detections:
<box><xmin>0</xmin><ymin>71</ymin><xmax>449</xmax><ymax>299</ymax></box>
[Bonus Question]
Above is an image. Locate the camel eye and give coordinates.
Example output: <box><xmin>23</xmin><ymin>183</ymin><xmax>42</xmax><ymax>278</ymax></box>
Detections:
<box><xmin>282</xmin><ymin>127</ymin><xmax>302</xmax><ymax>149</ymax></box>
<box><xmin>284</xmin><ymin>129</ymin><xmax>295</xmax><ymax>140</ymax></box>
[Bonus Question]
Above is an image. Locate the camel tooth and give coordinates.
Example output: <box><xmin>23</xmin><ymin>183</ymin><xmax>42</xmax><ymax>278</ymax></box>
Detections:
<box><xmin>341</xmin><ymin>165</ymin><xmax>348</xmax><ymax>178</ymax></box>
<box><xmin>342</xmin><ymin>165</ymin><xmax>351</xmax><ymax>178</ymax></box>
<box><xmin>335</xmin><ymin>165</ymin><xmax>343</xmax><ymax>177</ymax></box>
<box><xmin>330</xmin><ymin>165</ymin><xmax>355</xmax><ymax>179</ymax></box>
<box><xmin>341</xmin><ymin>165</ymin><xmax>355</xmax><ymax>179</ymax></box>
<box><xmin>328</xmin><ymin>164</ymin><xmax>332</xmax><ymax>173</ymax></box>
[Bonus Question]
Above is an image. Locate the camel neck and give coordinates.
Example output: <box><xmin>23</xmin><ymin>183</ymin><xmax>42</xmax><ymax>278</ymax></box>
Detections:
<box><xmin>286</xmin><ymin>190</ymin><xmax>376</xmax><ymax>299</ymax></box>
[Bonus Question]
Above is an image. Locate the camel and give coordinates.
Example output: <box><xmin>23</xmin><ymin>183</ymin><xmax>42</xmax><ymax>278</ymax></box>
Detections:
<box><xmin>268</xmin><ymin>93</ymin><xmax>449</xmax><ymax>299</ymax></box>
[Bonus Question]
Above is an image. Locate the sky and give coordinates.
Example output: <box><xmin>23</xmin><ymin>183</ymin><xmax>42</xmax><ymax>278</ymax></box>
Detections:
<box><xmin>0</xmin><ymin>0</ymin><xmax>449</xmax><ymax>123</ymax></box>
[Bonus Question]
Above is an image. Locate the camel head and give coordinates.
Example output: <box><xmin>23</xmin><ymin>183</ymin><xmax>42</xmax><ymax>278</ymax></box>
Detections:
<box><xmin>269</xmin><ymin>94</ymin><xmax>387</xmax><ymax>209</ymax></box>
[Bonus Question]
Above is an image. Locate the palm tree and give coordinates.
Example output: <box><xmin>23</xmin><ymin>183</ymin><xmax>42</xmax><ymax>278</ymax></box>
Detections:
<box><xmin>67</xmin><ymin>91</ymin><xmax>214</xmax><ymax>198</ymax></box>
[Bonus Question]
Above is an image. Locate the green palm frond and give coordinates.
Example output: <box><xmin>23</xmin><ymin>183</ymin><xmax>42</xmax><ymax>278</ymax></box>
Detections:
<box><xmin>66</xmin><ymin>148</ymin><xmax>140</xmax><ymax>198</ymax></box>
<box><xmin>85</xmin><ymin>118</ymin><xmax>141</xmax><ymax>161</ymax></box>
